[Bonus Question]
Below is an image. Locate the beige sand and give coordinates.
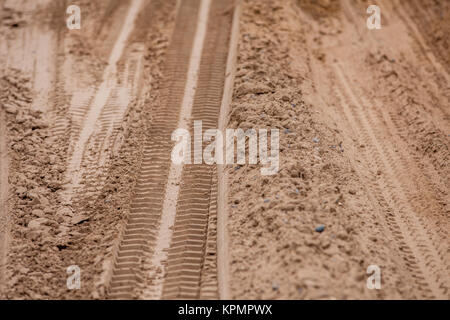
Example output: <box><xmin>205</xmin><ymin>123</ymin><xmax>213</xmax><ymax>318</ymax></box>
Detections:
<box><xmin>0</xmin><ymin>0</ymin><xmax>448</xmax><ymax>300</ymax></box>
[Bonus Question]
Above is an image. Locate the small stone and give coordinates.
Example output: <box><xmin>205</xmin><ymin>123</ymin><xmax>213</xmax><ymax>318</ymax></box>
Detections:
<box><xmin>16</xmin><ymin>187</ymin><xmax>27</xmax><ymax>197</ymax></box>
<box><xmin>71</xmin><ymin>214</ymin><xmax>89</xmax><ymax>225</ymax></box>
<box><xmin>27</xmin><ymin>191</ymin><xmax>40</xmax><ymax>205</ymax></box>
<box><xmin>48</xmin><ymin>155</ymin><xmax>57</xmax><ymax>165</ymax></box>
<box><xmin>315</xmin><ymin>225</ymin><xmax>325</xmax><ymax>233</ymax></box>
<box><xmin>264</xmin><ymin>199</ymin><xmax>270</xmax><ymax>203</ymax></box>
<box><xmin>3</xmin><ymin>103</ymin><xmax>18</xmax><ymax>114</ymax></box>
<box><xmin>26</xmin><ymin>230</ymin><xmax>41</xmax><ymax>241</ymax></box>
<box><xmin>31</xmin><ymin>119</ymin><xmax>48</xmax><ymax>129</ymax></box>
<box><xmin>28</xmin><ymin>217</ymin><xmax>49</xmax><ymax>229</ymax></box>
<box><xmin>16</xmin><ymin>114</ymin><xmax>26</xmax><ymax>124</ymax></box>
<box><xmin>312</xmin><ymin>137</ymin><xmax>320</xmax><ymax>143</ymax></box>
<box><xmin>39</xmin><ymin>195</ymin><xmax>50</xmax><ymax>206</ymax></box>
<box><xmin>281</xmin><ymin>95</ymin><xmax>290</xmax><ymax>102</ymax></box>
<box><xmin>31</xmin><ymin>209</ymin><xmax>45</xmax><ymax>217</ymax></box>
<box><xmin>348</xmin><ymin>189</ymin><xmax>356</xmax><ymax>195</ymax></box>
<box><xmin>56</xmin><ymin>207</ymin><xmax>73</xmax><ymax>218</ymax></box>
<box><xmin>18</xmin><ymin>266</ymin><xmax>29</xmax><ymax>274</ymax></box>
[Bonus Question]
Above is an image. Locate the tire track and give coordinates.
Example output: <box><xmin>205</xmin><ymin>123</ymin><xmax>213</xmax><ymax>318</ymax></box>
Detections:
<box><xmin>402</xmin><ymin>0</ymin><xmax>450</xmax><ymax>79</ymax></box>
<box><xmin>161</xmin><ymin>0</ymin><xmax>232</xmax><ymax>299</ymax></box>
<box><xmin>383</xmin><ymin>104</ymin><xmax>449</xmax><ymax>211</ymax></box>
<box><xmin>330</xmin><ymin>76</ymin><xmax>423</xmax><ymax>297</ymax></box>
<box><xmin>377</xmin><ymin>104</ymin><xmax>450</xmax><ymax>292</ymax></box>
<box><xmin>343</xmin><ymin>2</ymin><xmax>450</xmax><ymax>287</ymax></box>
<box><xmin>63</xmin><ymin>0</ymin><xmax>143</xmax><ymax>204</ymax></box>
<box><xmin>143</xmin><ymin>0</ymin><xmax>212</xmax><ymax>299</ymax></box>
<box><xmin>362</xmin><ymin>96</ymin><xmax>449</xmax><ymax>297</ymax></box>
<box><xmin>387</xmin><ymin>0</ymin><xmax>450</xmax><ymax>118</ymax></box>
<box><xmin>107</xmin><ymin>0</ymin><xmax>202</xmax><ymax>299</ymax></box>
<box><xmin>107</xmin><ymin>0</ymin><xmax>233</xmax><ymax>299</ymax></box>
<box><xmin>72</xmin><ymin>49</ymin><xmax>145</xmax><ymax>210</ymax></box>
<box><xmin>333</xmin><ymin>63</ymin><xmax>448</xmax><ymax>298</ymax></box>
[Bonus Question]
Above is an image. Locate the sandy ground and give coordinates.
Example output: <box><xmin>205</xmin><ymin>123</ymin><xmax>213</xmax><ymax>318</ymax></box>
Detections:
<box><xmin>226</xmin><ymin>0</ymin><xmax>449</xmax><ymax>299</ymax></box>
<box><xmin>0</xmin><ymin>0</ymin><xmax>448</xmax><ymax>299</ymax></box>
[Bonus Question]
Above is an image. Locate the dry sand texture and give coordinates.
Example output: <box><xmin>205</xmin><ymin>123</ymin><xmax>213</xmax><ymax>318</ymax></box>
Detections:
<box><xmin>0</xmin><ymin>0</ymin><xmax>448</xmax><ymax>299</ymax></box>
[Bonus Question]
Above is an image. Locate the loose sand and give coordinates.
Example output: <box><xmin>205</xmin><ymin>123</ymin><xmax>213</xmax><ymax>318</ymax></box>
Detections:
<box><xmin>0</xmin><ymin>0</ymin><xmax>448</xmax><ymax>299</ymax></box>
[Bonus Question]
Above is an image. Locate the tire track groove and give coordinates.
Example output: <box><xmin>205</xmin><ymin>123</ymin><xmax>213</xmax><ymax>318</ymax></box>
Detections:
<box><xmin>107</xmin><ymin>0</ymin><xmax>201</xmax><ymax>299</ymax></box>
<box><xmin>160</xmin><ymin>0</ymin><xmax>232</xmax><ymax>299</ymax></box>
<box><xmin>334</xmin><ymin>63</ymin><xmax>448</xmax><ymax>298</ymax></box>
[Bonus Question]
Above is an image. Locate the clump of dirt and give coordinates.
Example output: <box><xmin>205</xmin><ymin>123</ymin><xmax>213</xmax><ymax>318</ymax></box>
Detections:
<box><xmin>0</xmin><ymin>69</ymin><xmax>67</xmax><ymax>299</ymax></box>
<box><xmin>296</xmin><ymin>0</ymin><xmax>341</xmax><ymax>18</ymax></box>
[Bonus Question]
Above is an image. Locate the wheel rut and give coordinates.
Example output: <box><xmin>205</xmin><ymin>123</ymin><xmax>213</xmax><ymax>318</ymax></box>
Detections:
<box><xmin>107</xmin><ymin>0</ymin><xmax>233</xmax><ymax>299</ymax></box>
<box><xmin>333</xmin><ymin>62</ymin><xmax>449</xmax><ymax>299</ymax></box>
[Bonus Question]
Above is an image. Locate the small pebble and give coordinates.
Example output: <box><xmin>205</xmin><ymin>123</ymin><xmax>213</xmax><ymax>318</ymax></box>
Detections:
<box><xmin>315</xmin><ymin>225</ymin><xmax>325</xmax><ymax>233</ymax></box>
<box><xmin>313</xmin><ymin>137</ymin><xmax>320</xmax><ymax>143</ymax></box>
<box><xmin>264</xmin><ymin>199</ymin><xmax>270</xmax><ymax>203</ymax></box>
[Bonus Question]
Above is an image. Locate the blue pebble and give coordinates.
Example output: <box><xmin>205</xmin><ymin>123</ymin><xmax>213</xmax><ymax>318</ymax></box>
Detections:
<box><xmin>315</xmin><ymin>225</ymin><xmax>325</xmax><ymax>233</ymax></box>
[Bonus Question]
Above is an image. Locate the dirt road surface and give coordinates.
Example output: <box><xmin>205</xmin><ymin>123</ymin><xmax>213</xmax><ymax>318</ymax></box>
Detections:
<box><xmin>0</xmin><ymin>0</ymin><xmax>448</xmax><ymax>299</ymax></box>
